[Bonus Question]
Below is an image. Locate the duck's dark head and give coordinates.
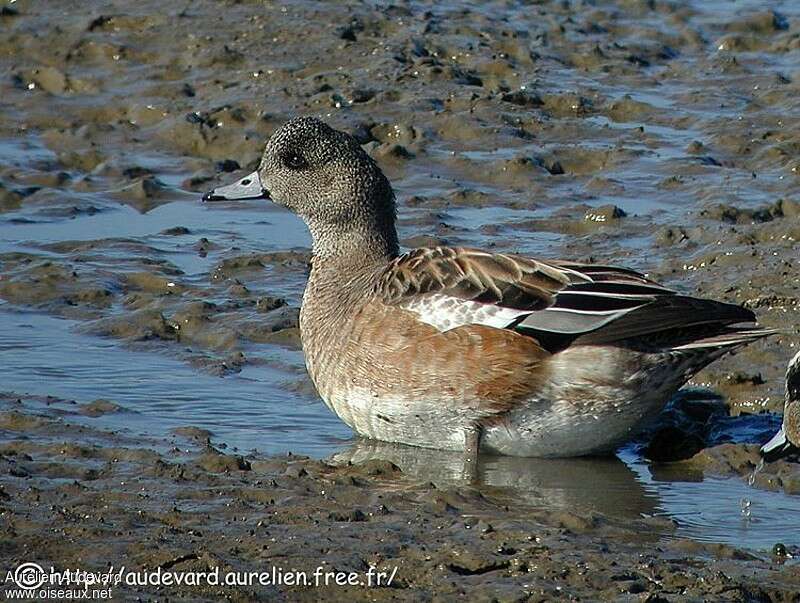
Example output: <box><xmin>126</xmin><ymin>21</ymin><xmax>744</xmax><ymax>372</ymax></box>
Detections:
<box><xmin>204</xmin><ymin>117</ymin><xmax>398</xmax><ymax>261</ymax></box>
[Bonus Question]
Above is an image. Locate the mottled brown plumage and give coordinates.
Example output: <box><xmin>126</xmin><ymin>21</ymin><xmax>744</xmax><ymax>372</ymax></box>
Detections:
<box><xmin>205</xmin><ymin>117</ymin><xmax>775</xmax><ymax>457</ymax></box>
<box><xmin>377</xmin><ymin>247</ymin><xmax>574</xmax><ymax>309</ymax></box>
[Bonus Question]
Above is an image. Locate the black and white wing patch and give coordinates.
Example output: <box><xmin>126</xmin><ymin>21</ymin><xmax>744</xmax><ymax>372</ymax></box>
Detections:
<box><xmin>399</xmin><ymin>293</ymin><xmax>532</xmax><ymax>331</ymax></box>
<box><xmin>379</xmin><ymin>248</ymin><xmax>663</xmax><ymax>330</ymax></box>
<box><xmin>376</xmin><ymin>247</ymin><xmax>756</xmax><ymax>351</ymax></box>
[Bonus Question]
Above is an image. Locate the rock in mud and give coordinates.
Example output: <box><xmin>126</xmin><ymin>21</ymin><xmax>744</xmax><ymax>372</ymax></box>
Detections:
<box><xmin>78</xmin><ymin>399</ymin><xmax>123</xmax><ymax>417</ymax></box>
<box><xmin>85</xmin><ymin>309</ymin><xmax>178</xmax><ymax>342</ymax></box>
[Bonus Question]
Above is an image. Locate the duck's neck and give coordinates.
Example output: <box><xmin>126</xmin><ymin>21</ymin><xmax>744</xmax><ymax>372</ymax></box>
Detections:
<box><xmin>301</xmin><ymin>221</ymin><xmax>397</xmax><ymax>372</ymax></box>
<box><xmin>307</xmin><ymin>216</ymin><xmax>399</xmax><ymax>269</ymax></box>
<box><xmin>302</xmin><ymin>216</ymin><xmax>396</xmax><ymax>315</ymax></box>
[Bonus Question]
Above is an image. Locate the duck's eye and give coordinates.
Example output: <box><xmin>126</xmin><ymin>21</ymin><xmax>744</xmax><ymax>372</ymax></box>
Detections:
<box><xmin>282</xmin><ymin>152</ymin><xmax>308</xmax><ymax>170</ymax></box>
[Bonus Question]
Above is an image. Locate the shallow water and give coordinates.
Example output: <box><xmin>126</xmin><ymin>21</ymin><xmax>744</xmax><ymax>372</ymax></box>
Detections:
<box><xmin>2</xmin><ymin>0</ymin><xmax>800</xmax><ymax>558</ymax></box>
<box><xmin>0</xmin><ymin>311</ymin><xmax>350</xmax><ymax>454</ymax></box>
<box><xmin>621</xmin><ymin>448</ymin><xmax>800</xmax><ymax>550</ymax></box>
<box><xmin>2</xmin><ymin>302</ymin><xmax>799</xmax><ymax>551</ymax></box>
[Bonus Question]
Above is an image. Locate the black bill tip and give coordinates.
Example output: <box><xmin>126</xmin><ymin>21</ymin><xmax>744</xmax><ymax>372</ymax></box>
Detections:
<box><xmin>201</xmin><ymin>170</ymin><xmax>268</xmax><ymax>203</ymax></box>
<box><xmin>202</xmin><ymin>191</ymin><xmax>226</xmax><ymax>202</ymax></box>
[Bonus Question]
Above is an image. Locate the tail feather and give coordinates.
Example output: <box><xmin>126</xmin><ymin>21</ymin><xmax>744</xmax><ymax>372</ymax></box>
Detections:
<box><xmin>670</xmin><ymin>327</ymin><xmax>778</xmax><ymax>351</ymax></box>
<box><xmin>573</xmin><ymin>295</ymin><xmax>757</xmax><ymax>347</ymax></box>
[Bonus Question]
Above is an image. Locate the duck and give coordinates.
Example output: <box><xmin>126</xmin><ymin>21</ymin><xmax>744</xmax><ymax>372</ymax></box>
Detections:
<box><xmin>204</xmin><ymin>116</ymin><xmax>774</xmax><ymax>459</ymax></box>
<box><xmin>761</xmin><ymin>350</ymin><xmax>800</xmax><ymax>462</ymax></box>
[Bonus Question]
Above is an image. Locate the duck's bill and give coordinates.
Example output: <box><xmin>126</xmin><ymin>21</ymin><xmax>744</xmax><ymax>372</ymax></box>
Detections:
<box><xmin>760</xmin><ymin>426</ymin><xmax>798</xmax><ymax>462</ymax></box>
<box><xmin>202</xmin><ymin>171</ymin><xmax>270</xmax><ymax>202</ymax></box>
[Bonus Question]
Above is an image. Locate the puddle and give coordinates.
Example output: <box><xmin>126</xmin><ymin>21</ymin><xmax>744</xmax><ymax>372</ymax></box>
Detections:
<box><xmin>621</xmin><ymin>448</ymin><xmax>800</xmax><ymax>550</ymax></box>
<box><xmin>0</xmin><ymin>311</ymin><xmax>351</xmax><ymax>455</ymax></box>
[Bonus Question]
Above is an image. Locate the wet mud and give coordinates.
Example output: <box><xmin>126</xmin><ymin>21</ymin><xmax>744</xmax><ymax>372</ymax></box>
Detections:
<box><xmin>1</xmin><ymin>393</ymin><xmax>799</xmax><ymax>601</ymax></box>
<box><xmin>2</xmin><ymin>0</ymin><xmax>800</xmax><ymax>599</ymax></box>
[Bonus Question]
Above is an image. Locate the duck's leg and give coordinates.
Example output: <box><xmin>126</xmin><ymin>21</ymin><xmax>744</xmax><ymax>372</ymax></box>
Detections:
<box><xmin>461</xmin><ymin>424</ymin><xmax>482</xmax><ymax>483</ymax></box>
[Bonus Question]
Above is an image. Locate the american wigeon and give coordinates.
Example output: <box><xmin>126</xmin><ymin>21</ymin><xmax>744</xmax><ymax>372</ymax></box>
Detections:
<box><xmin>205</xmin><ymin>117</ymin><xmax>775</xmax><ymax>458</ymax></box>
<box><xmin>761</xmin><ymin>350</ymin><xmax>800</xmax><ymax>462</ymax></box>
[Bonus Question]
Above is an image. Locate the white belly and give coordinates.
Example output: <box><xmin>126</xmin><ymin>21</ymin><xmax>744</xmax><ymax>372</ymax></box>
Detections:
<box><xmin>319</xmin><ymin>347</ymin><xmax>697</xmax><ymax>458</ymax></box>
<box><xmin>483</xmin><ymin>392</ymin><xmax>666</xmax><ymax>457</ymax></box>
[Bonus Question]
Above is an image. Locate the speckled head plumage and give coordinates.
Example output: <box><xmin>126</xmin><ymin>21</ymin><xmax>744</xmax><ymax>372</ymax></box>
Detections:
<box><xmin>258</xmin><ymin>117</ymin><xmax>399</xmax><ymax>260</ymax></box>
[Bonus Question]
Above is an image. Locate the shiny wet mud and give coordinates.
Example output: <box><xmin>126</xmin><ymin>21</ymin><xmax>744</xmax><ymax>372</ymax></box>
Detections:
<box><xmin>2</xmin><ymin>0</ymin><xmax>800</xmax><ymax>599</ymax></box>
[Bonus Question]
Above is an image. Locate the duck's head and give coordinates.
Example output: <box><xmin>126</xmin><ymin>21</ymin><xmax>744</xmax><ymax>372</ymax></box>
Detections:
<box><xmin>760</xmin><ymin>349</ymin><xmax>800</xmax><ymax>462</ymax></box>
<box><xmin>204</xmin><ymin>117</ymin><xmax>398</xmax><ymax>260</ymax></box>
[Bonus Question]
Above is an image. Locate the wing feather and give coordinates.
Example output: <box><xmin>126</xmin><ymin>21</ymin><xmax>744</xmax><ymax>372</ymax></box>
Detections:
<box><xmin>375</xmin><ymin>247</ymin><xmax>756</xmax><ymax>350</ymax></box>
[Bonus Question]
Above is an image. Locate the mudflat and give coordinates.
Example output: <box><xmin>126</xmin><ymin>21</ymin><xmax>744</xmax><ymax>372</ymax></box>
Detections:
<box><xmin>1</xmin><ymin>0</ymin><xmax>799</xmax><ymax>600</ymax></box>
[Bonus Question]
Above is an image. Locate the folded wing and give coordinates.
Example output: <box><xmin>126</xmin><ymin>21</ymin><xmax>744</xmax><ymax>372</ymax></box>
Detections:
<box><xmin>375</xmin><ymin>247</ymin><xmax>757</xmax><ymax>352</ymax></box>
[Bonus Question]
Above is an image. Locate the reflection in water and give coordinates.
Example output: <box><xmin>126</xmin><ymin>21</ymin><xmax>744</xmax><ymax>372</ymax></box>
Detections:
<box><xmin>330</xmin><ymin>439</ymin><xmax>659</xmax><ymax>520</ymax></box>
<box><xmin>333</xmin><ymin>439</ymin><xmax>800</xmax><ymax>552</ymax></box>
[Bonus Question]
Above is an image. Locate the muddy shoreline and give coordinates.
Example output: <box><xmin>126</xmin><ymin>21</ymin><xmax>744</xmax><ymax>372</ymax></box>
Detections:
<box><xmin>1</xmin><ymin>0</ymin><xmax>800</xmax><ymax>599</ymax></box>
<box><xmin>1</xmin><ymin>392</ymin><xmax>799</xmax><ymax>601</ymax></box>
